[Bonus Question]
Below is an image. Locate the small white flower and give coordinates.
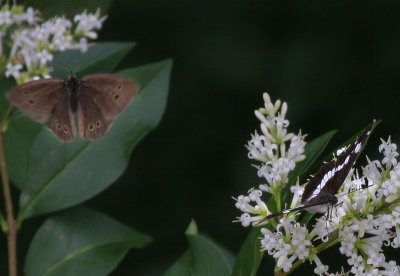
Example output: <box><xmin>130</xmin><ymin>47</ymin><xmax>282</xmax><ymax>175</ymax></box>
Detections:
<box><xmin>291</xmin><ymin>225</ymin><xmax>311</xmax><ymax>260</ymax></box>
<box><xmin>313</xmin><ymin>255</ymin><xmax>329</xmax><ymax>275</ymax></box>
<box><xmin>32</xmin><ymin>25</ymin><xmax>50</xmax><ymax>42</ymax></box>
<box><xmin>0</xmin><ymin>10</ymin><xmax>13</xmax><ymax>26</ymax></box>
<box><xmin>289</xmin><ymin>181</ymin><xmax>303</xmax><ymax>208</ymax></box>
<box><xmin>339</xmin><ymin>226</ymin><xmax>356</xmax><ymax>257</ymax></box>
<box><xmin>13</xmin><ymin>7</ymin><xmax>39</xmax><ymax>24</ymax></box>
<box><xmin>5</xmin><ymin>63</ymin><xmax>23</xmax><ymax>79</ymax></box>
<box><xmin>287</xmin><ymin>134</ymin><xmax>306</xmax><ymax>162</ymax></box>
<box><xmin>247</xmin><ymin>132</ymin><xmax>276</xmax><ymax>162</ymax></box>
<box><xmin>74</xmin><ymin>9</ymin><xmax>106</xmax><ymax>39</ymax></box>
<box><xmin>363</xmin><ymin>158</ymin><xmax>382</xmax><ymax>185</ymax></box>
<box><xmin>278</xmin><ymin>255</ymin><xmax>296</xmax><ymax>272</ymax></box>
<box><xmin>379</xmin><ymin>137</ymin><xmax>399</xmax><ymax>167</ymax></box>
<box><xmin>75</xmin><ymin>37</ymin><xmax>89</xmax><ymax>52</ymax></box>
<box><xmin>239</xmin><ymin>213</ymin><xmax>254</xmax><ymax>227</ymax></box>
<box><xmin>24</xmin><ymin>7</ymin><xmax>39</xmax><ymax>24</ymax></box>
<box><xmin>36</xmin><ymin>49</ymin><xmax>53</xmax><ymax>66</ymax></box>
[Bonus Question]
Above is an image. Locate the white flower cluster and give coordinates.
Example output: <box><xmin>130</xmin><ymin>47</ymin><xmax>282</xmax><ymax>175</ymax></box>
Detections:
<box><xmin>234</xmin><ymin>93</ymin><xmax>400</xmax><ymax>274</ymax></box>
<box><xmin>235</xmin><ymin>93</ymin><xmax>306</xmax><ymax>226</ymax></box>
<box><xmin>261</xmin><ymin>218</ymin><xmax>331</xmax><ymax>274</ymax></box>
<box><xmin>259</xmin><ymin>137</ymin><xmax>400</xmax><ymax>275</ymax></box>
<box><xmin>0</xmin><ymin>5</ymin><xmax>106</xmax><ymax>83</ymax></box>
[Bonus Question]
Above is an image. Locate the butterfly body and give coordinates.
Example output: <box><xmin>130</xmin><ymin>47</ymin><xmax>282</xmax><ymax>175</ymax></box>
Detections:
<box><xmin>301</xmin><ymin>192</ymin><xmax>337</xmax><ymax>213</ymax></box>
<box><xmin>64</xmin><ymin>73</ymin><xmax>80</xmax><ymax>113</ymax></box>
<box><xmin>6</xmin><ymin>73</ymin><xmax>138</xmax><ymax>142</ymax></box>
<box><xmin>256</xmin><ymin>119</ymin><xmax>376</xmax><ymax>225</ymax></box>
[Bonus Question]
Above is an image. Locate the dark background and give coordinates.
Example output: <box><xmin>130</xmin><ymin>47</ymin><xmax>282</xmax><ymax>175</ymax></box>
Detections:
<box><xmin>4</xmin><ymin>0</ymin><xmax>400</xmax><ymax>275</ymax></box>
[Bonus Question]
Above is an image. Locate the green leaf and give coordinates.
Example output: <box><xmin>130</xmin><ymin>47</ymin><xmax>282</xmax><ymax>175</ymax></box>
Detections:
<box><xmin>52</xmin><ymin>42</ymin><xmax>136</xmax><ymax>77</ymax></box>
<box><xmin>185</xmin><ymin>219</ymin><xmax>199</xmax><ymax>235</ymax></box>
<box><xmin>22</xmin><ymin>0</ymin><xmax>113</xmax><ymax>19</ymax></box>
<box><xmin>165</xmin><ymin>251</ymin><xmax>192</xmax><ymax>276</ymax></box>
<box><xmin>4</xmin><ymin>42</ymin><xmax>135</xmax><ymax>191</ymax></box>
<box><xmin>231</xmin><ymin>227</ymin><xmax>263</xmax><ymax>276</ymax></box>
<box><xmin>12</xmin><ymin>58</ymin><xmax>171</xmax><ymax>219</ymax></box>
<box><xmin>24</xmin><ymin>207</ymin><xmax>151</xmax><ymax>276</ymax></box>
<box><xmin>165</xmin><ymin>222</ymin><xmax>234</xmax><ymax>276</ymax></box>
<box><xmin>186</xmin><ymin>235</ymin><xmax>233</xmax><ymax>276</ymax></box>
<box><xmin>232</xmin><ymin>130</ymin><xmax>337</xmax><ymax>276</ymax></box>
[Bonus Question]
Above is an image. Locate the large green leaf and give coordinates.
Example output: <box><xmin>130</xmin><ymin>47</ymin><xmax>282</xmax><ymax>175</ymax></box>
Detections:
<box><xmin>4</xmin><ymin>42</ymin><xmax>135</xmax><ymax>191</ymax></box>
<box><xmin>13</xmin><ymin>59</ymin><xmax>171</xmax><ymax>219</ymax></box>
<box><xmin>24</xmin><ymin>208</ymin><xmax>152</xmax><ymax>276</ymax></box>
<box><xmin>52</xmin><ymin>42</ymin><xmax>135</xmax><ymax>77</ymax></box>
<box><xmin>165</xmin><ymin>251</ymin><xmax>192</xmax><ymax>276</ymax></box>
<box><xmin>232</xmin><ymin>130</ymin><xmax>337</xmax><ymax>276</ymax></box>
<box><xmin>231</xmin><ymin>227</ymin><xmax>263</xmax><ymax>276</ymax></box>
<box><xmin>164</xmin><ymin>221</ymin><xmax>234</xmax><ymax>276</ymax></box>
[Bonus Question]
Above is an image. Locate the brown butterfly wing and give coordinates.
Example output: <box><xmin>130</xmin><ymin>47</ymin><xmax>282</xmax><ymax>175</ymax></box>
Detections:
<box><xmin>81</xmin><ymin>74</ymin><xmax>138</xmax><ymax>120</ymax></box>
<box><xmin>6</xmin><ymin>78</ymin><xmax>65</xmax><ymax>123</ymax></box>
<box><xmin>77</xmin><ymin>91</ymin><xmax>112</xmax><ymax>141</ymax></box>
<box><xmin>47</xmin><ymin>93</ymin><xmax>76</xmax><ymax>142</ymax></box>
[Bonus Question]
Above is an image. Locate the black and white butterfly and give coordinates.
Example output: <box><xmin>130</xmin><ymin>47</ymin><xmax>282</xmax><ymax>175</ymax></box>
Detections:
<box><xmin>256</xmin><ymin>119</ymin><xmax>376</xmax><ymax>225</ymax></box>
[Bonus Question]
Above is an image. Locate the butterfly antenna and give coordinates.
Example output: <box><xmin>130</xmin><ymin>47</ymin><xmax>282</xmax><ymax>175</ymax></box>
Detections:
<box><xmin>49</xmin><ymin>62</ymin><xmax>71</xmax><ymax>74</ymax></box>
<box><xmin>254</xmin><ymin>204</ymin><xmax>311</xmax><ymax>226</ymax></box>
<box><xmin>336</xmin><ymin>183</ymin><xmax>375</xmax><ymax>200</ymax></box>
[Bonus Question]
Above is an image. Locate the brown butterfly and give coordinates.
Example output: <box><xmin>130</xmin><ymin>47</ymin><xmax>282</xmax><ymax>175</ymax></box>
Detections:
<box><xmin>6</xmin><ymin>73</ymin><xmax>138</xmax><ymax>142</ymax></box>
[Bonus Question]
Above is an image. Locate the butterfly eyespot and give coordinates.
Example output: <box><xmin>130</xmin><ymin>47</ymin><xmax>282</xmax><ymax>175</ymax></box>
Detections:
<box><xmin>23</xmin><ymin>91</ymin><xmax>29</xmax><ymax>95</ymax></box>
<box><xmin>56</xmin><ymin>123</ymin><xmax>62</xmax><ymax>131</ymax></box>
<box><xmin>63</xmin><ymin>126</ymin><xmax>69</xmax><ymax>134</ymax></box>
<box><xmin>95</xmin><ymin>121</ymin><xmax>102</xmax><ymax>128</ymax></box>
<box><xmin>88</xmin><ymin>123</ymin><xmax>95</xmax><ymax>131</ymax></box>
<box><xmin>114</xmin><ymin>94</ymin><xmax>120</xmax><ymax>100</ymax></box>
<box><xmin>28</xmin><ymin>99</ymin><xmax>35</xmax><ymax>104</ymax></box>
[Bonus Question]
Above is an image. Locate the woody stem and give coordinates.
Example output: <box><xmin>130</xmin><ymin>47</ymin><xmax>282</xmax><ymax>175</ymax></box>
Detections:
<box><xmin>0</xmin><ymin>128</ymin><xmax>18</xmax><ymax>276</ymax></box>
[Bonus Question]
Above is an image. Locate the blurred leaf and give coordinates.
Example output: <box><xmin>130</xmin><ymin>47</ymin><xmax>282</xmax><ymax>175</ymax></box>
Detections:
<box><xmin>11</xmin><ymin>58</ymin><xmax>171</xmax><ymax>219</ymax></box>
<box><xmin>24</xmin><ymin>207</ymin><xmax>151</xmax><ymax>276</ymax></box>
<box><xmin>52</xmin><ymin>42</ymin><xmax>135</xmax><ymax>77</ymax></box>
<box><xmin>22</xmin><ymin>0</ymin><xmax>113</xmax><ymax>19</ymax></box>
<box><xmin>165</xmin><ymin>221</ymin><xmax>234</xmax><ymax>276</ymax></box>
<box><xmin>232</xmin><ymin>130</ymin><xmax>337</xmax><ymax>275</ymax></box>
<box><xmin>164</xmin><ymin>251</ymin><xmax>191</xmax><ymax>276</ymax></box>
<box><xmin>186</xmin><ymin>235</ymin><xmax>233</xmax><ymax>276</ymax></box>
<box><xmin>231</xmin><ymin>227</ymin><xmax>263</xmax><ymax>276</ymax></box>
<box><xmin>3</xmin><ymin>42</ymin><xmax>135</xmax><ymax>192</ymax></box>
<box><xmin>185</xmin><ymin>219</ymin><xmax>198</xmax><ymax>235</ymax></box>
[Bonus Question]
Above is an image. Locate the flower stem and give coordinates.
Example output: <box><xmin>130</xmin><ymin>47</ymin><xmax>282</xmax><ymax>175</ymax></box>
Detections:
<box><xmin>276</xmin><ymin>189</ymin><xmax>282</xmax><ymax>212</ymax></box>
<box><xmin>0</xmin><ymin>126</ymin><xmax>17</xmax><ymax>276</ymax></box>
<box><xmin>1</xmin><ymin>105</ymin><xmax>13</xmax><ymax>132</ymax></box>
